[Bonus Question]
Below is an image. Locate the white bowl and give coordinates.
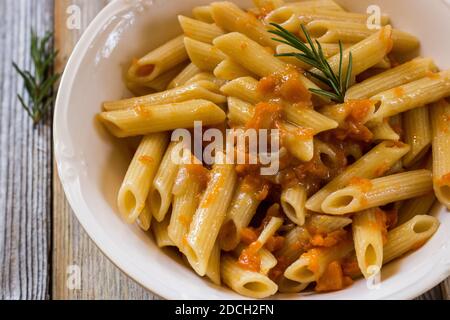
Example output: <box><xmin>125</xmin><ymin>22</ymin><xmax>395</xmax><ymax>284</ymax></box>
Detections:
<box><xmin>54</xmin><ymin>0</ymin><xmax>450</xmax><ymax>299</ymax></box>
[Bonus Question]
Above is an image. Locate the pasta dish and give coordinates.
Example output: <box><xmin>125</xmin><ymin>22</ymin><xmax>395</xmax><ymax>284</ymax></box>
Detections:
<box><xmin>98</xmin><ymin>0</ymin><xmax>450</xmax><ymax>298</ymax></box>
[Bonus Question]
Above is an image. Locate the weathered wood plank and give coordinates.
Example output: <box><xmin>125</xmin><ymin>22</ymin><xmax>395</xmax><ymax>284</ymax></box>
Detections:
<box><xmin>415</xmin><ymin>286</ymin><xmax>443</xmax><ymax>300</ymax></box>
<box><xmin>52</xmin><ymin>0</ymin><xmax>159</xmax><ymax>300</ymax></box>
<box><xmin>440</xmin><ymin>278</ymin><xmax>450</xmax><ymax>300</ymax></box>
<box><xmin>0</xmin><ymin>0</ymin><xmax>54</xmax><ymax>300</ymax></box>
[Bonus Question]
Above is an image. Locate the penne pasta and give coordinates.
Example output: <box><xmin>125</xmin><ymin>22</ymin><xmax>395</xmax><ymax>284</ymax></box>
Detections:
<box><xmin>371</xmin><ymin>121</ymin><xmax>400</xmax><ymax>141</ymax></box>
<box><xmin>104</xmin><ymin>80</ymin><xmax>226</xmax><ymax>111</ymax></box>
<box><xmin>304</xmin><ymin>214</ymin><xmax>352</xmax><ymax>234</ymax></box>
<box><xmin>219</xmin><ymin>178</ymin><xmax>263</xmax><ymax>251</ymax></box>
<box><xmin>321</xmin><ymin>170</ymin><xmax>433</xmax><ymax>215</ymax></box>
<box><xmin>284</xmin><ymin>240</ymin><xmax>353</xmax><ymax>283</ymax></box>
<box><xmin>152</xmin><ymin>214</ymin><xmax>176</xmax><ymax>248</ymax></box>
<box><xmin>352</xmin><ymin>208</ymin><xmax>384</xmax><ymax>278</ymax></box>
<box><xmin>167</xmin><ymin>63</ymin><xmax>201</xmax><ymax>89</ymax></box>
<box><xmin>306</xmin><ymin>141</ymin><xmax>410</xmax><ymax>212</ymax></box>
<box><xmin>397</xmin><ymin>192</ymin><xmax>436</xmax><ymax>225</ymax></box>
<box><xmin>168</xmin><ymin>164</ymin><xmax>205</xmax><ymax>252</ymax></box>
<box><xmin>281</xmin><ymin>184</ymin><xmax>307</xmax><ymax>225</ymax></box>
<box><xmin>148</xmin><ymin>142</ymin><xmax>180</xmax><ymax>222</ymax></box>
<box><xmin>99</xmin><ymin>99</ymin><xmax>226</xmax><ymax>138</ymax></box>
<box><xmin>265</xmin><ymin>7</ymin><xmax>388</xmax><ymax>33</ymax></box>
<box><xmin>185</xmin><ymin>161</ymin><xmax>237</xmax><ymax>276</ymax></box>
<box><xmin>214</xmin><ymin>59</ymin><xmax>256</xmax><ymax>81</ymax></box>
<box><xmin>192</xmin><ymin>5</ymin><xmax>214</xmax><ymax>23</ymax></box>
<box><xmin>305</xmin><ymin>20</ymin><xmax>419</xmax><ymax>52</ymax></box>
<box><xmin>383</xmin><ymin>215</ymin><xmax>439</xmax><ymax>264</ymax></box>
<box><xmin>430</xmin><ymin>99</ymin><xmax>450</xmax><ymax>209</ymax></box>
<box><xmin>184</xmin><ymin>37</ymin><xmax>226</xmax><ymax>71</ymax></box>
<box><xmin>345</xmin><ymin>58</ymin><xmax>437</xmax><ymax>100</ymax></box>
<box><xmin>178</xmin><ymin>15</ymin><xmax>224</xmax><ymax>44</ymax></box>
<box><xmin>403</xmin><ymin>106</ymin><xmax>432</xmax><ymax>167</ymax></box>
<box><xmin>206</xmin><ymin>242</ymin><xmax>222</xmax><ymax>285</ymax></box>
<box><xmin>309</xmin><ymin>26</ymin><xmax>394</xmax><ymax>80</ymax></box>
<box><xmin>127</xmin><ymin>35</ymin><xmax>188</xmax><ymax>84</ymax></box>
<box><xmin>211</xmin><ymin>1</ymin><xmax>279</xmax><ymax>49</ymax></box>
<box><xmin>117</xmin><ymin>133</ymin><xmax>169</xmax><ymax>224</ymax></box>
<box><xmin>221</xmin><ymin>255</ymin><xmax>278</xmax><ymax>298</ymax></box>
<box><xmin>367</xmin><ymin>70</ymin><xmax>450</xmax><ymax>124</ymax></box>
<box><xmin>214</xmin><ymin>32</ymin><xmax>319</xmax><ymax>91</ymax></box>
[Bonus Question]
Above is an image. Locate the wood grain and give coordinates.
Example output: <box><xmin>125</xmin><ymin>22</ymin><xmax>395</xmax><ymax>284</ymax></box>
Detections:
<box><xmin>52</xmin><ymin>0</ymin><xmax>159</xmax><ymax>300</ymax></box>
<box><xmin>0</xmin><ymin>0</ymin><xmax>54</xmax><ymax>300</ymax></box>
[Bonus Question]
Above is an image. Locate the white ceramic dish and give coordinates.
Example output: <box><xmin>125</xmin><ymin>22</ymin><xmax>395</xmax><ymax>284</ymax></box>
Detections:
<box><xmin>54</xmin><ymin>0</ymin><xmax>450</xmax><ymax>299</ymax></box>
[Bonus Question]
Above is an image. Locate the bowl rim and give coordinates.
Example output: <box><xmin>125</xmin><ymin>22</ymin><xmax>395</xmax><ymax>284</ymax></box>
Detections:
<box><xmin>53</xmin><ymin>0</ymin><xmax>450</xmax><ymax>300</ymax></box>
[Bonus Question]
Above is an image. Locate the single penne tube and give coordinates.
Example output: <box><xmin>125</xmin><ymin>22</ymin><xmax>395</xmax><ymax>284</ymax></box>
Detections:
<box><xmin>397</xmin><ymin>192</ymin><xmax>436</xmax><ymax>225</ymax></box>
<box><xmin>117</xmin><ymin>133</ymin><xmax>169</xmax><ymax>224</ymax></box>
<box><xmin>221</xmin><ymin>255</ymin><xmax>278</xmax><ymax>298</ymax></box>
<box><xmin>345</xmin><ymin>58</ymin><xmax>437</xmax><ymax>100</ymax></box>
<box><xmin>306</xmin><ymin>141</ymin><xmax>410</xmax><ymax>212</ymax></box>
<box><xmin>258</xmin><ymin>216</ymin><xmax>284</xmax><ymax>246</ymax></box>
<box><xmin>431</xmin><ymin>99</ymin><xmax>450</xmax><ymax>209</ymax></box>
<box><xmin>283</xmin><ymin>104</ymin><xmax>338</xmax><ymax>134</ymax></box>
<box><xmin>265</xmin><ymin>7</ymin><xmax>389</xmax><ymax>33</ymax></box>
<box><xmin>178</xmin><ymin>15</ymin><xmax>224</xmax><ymax>44</ymax></box>
<box><xmin>151</xmin><ymin>214</ymin><xmax>175</xmax><ymax>248</ymax></box>
<box><xmin>281</xmin><ymin>184</ymin><xmax>307</xmax><ymax>225</ymax></box>
<box><xmin>304</xmin><ymin>214</ymin><xmax>352</xmax><ymax>234</ymax></box>
<box><xmin>371</xmin><ymin>121</ymin><xmax>400</xmax><ymax>141</ymax></box>
<box><xmin>403</xmin><ymin>106</ymin><xmax>432</xmax><ymax>167</ymax></box>
<box><xmin>282</xmin><ymin>123</ymin><xmax>315</xmax><ymax>162</ymax></box>
<box><xmin>321</xmin><ymin>170</ymin><xmax>433</xmax><ymax>215</ymax></box>
<box><xmin>214</xmin><ymin>59</ymin><xmax>256</xmax><ymax>81</ymax></box>
<box><xmin>148</xmin><ymin>142</ymin><xmax>180</xmax><ymax>222</ymax></box>
<box><xmin>227</xmin><ymin>97</ymin><xmax>254</xmax><ymax>126</ymax></box>
<box><xmin>184</xmin><ymin>37</ymin><xmax>226</xmax><ymax>71</ymax></box>
<box><xmin>352</xmin><ymin>208</ymin><xmax>384</xmax><ymax>278</ymax></box>
<box><xmin>214</xmin><ymin>32</ymin><xmax>320</xmax><ymax>91</ymax></box>
<box><xmin>383</xmin><ymin>215</ymin><xmax>439</xmax><ymax>264</ymax></box>
<box><xmin>219</xmin><ymin>177</ymin><xmax>264</xmax><ymax>251</ymax></box>
<box><xmin>185</xmin><ymin>162</ymin><xmax>237</xmax><ymax>276</ymax></box>
<box><xmin>168</xmin><ymin>164</ymin><xmax>206</xmax><ymax>252</ymax></box>
<box><xmin>99</xmin><ymin>99</ymin><xmax>226</xmax><ymax>138</ymax></box>
<box><xmin>127</xmin><ymin>35</ymin><xmax>188</xmax><ymax>84</ymax></box>
<box><xmin>167</xmin><ymin>63</ymin><xmax>201</xmax><ymax>89</ymax></box>
<box><xmin>205</xmin><ymin>242</ymin><xmax>221</xmax><ymax>285</ymax></box>
<box><xmin>305</xmin><ymin>20</ymin><xmax>419</xmax><ymax>52</ymax></box>
<box><xmin>221</xmin><ymin>77</ymin><xmax>260</xmax><ymax>104</ymax></box>
<box><xmin>211</xmin><ymin>1</ymin><xmax>279</xmax><ymax>49</ymax></box>
<box><xmin>367</xmin><ymin>70</ymin><xmax>450</xmax><ymax>124</ymax></box>
<box><xmin>284</xmin><ymin>240</ymin><xmax>353</xmax><ymax>283</ymax></box>
<box><xmin>127</xmin><ymin>63</ymin><xmax>187</xmax><ymax>94</ymax></box>
<box><xmin>192</xmin><ymin>5</ymin><xmax>214</xmax><ymax>23</ymax></box>
<box><xmin>309</xmin><ymin>26</ymin><xmax>394</xmax><ymax>79</ymax></box>
<box><xmin>103</xmin><ymin>80</ymin><xmax>226</xmax><ymax>111</ymax></box>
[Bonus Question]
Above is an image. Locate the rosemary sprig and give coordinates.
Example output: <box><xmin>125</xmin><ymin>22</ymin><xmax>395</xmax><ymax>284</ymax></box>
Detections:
<box><xmin>12</xmin><ymin>29</ymin><xmax>60</xmax><ymax>124</ymax></box>
<box><xmin>269</xmin><ymin>23</ymin><xmax>352</xmax><ymax>103</ymax></box>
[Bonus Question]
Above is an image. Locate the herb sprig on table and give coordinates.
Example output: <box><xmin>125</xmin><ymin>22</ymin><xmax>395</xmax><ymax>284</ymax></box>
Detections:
<box><xmin>12</xmin><ymin>29</ymin><xmax>60</xmax><ymax>124</ymax></box>
<box><xmin>269</xmin><ymin>23</ymin><xmax>353</xmax><ymax>103</ymax></box>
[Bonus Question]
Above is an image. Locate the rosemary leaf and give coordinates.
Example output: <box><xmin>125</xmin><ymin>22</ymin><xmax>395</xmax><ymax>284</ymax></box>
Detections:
<box><xmin>13</xmin><ymin>29</ymin><xmax>60</xmax><ymax>124</ymax></box>
<box><xmin>269</xmin><ymin>23</ymin><xmax>353</xmax><ymax>103</ymax></box>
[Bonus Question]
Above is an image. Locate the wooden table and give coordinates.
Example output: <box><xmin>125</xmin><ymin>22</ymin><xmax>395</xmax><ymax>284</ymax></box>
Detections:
<box><xmin>0</xmin><ymin>0</ymin><xmax>448</xmax><ymax>300</ymax></box>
